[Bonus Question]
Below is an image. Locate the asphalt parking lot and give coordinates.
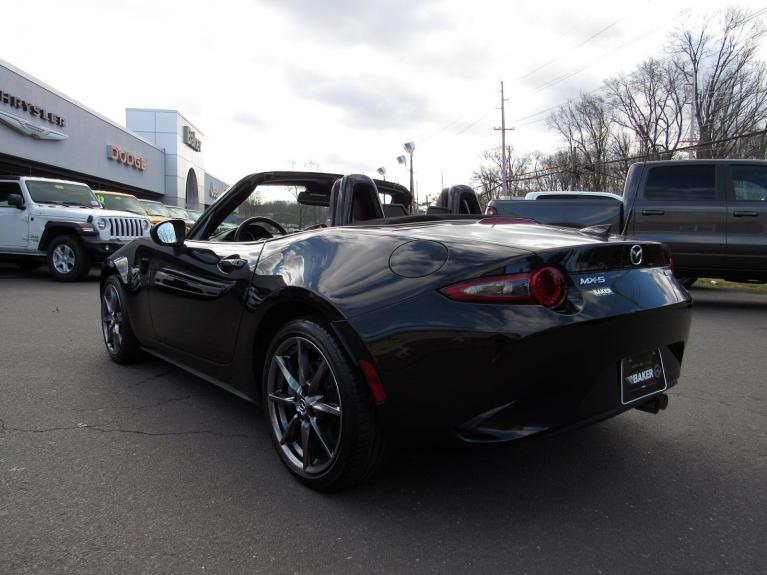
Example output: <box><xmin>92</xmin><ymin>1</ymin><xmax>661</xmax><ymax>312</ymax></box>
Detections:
<box><xmin>1</xmin><ymin>265</ymin><xmax>765</xmax><ymax>575</ymax></box>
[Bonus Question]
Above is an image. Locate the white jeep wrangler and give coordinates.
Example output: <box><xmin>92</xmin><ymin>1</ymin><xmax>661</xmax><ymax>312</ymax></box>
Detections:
<box><xmin>0</xmin><ymin>177</ymin><xmax>151</xmax><ymax>281</ymax></box>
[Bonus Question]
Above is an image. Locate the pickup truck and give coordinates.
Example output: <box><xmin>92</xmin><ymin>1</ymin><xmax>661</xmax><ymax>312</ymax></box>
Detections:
<box><xmin>0</xmin><ymin>176</ymin><xmax>151</xmax><ymax>281</ymax></box>
<box><xmin>486</xmin><ymin>160</ymin><xmax>767</xmax><ymax>286</ymax></box>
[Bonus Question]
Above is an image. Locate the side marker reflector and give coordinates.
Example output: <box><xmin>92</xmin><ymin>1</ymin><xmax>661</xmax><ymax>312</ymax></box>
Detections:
<box><xmin>360</xmin><ymin>359</ymin><xmax>386</xmax><ymax>405</ymax></box>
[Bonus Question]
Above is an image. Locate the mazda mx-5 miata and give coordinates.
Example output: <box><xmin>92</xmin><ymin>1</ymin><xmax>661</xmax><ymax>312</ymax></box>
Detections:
<box><xmin>100</xmin><ymin>171</ymin><xmax>692</xmax><ymax>489</ymax></box>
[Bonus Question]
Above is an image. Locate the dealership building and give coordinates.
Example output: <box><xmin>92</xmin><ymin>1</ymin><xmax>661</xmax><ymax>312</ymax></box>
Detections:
<box><xmin>0</xmin><ymin>59</ymin><xmax>228</xmax><ymax>208</ymax></box>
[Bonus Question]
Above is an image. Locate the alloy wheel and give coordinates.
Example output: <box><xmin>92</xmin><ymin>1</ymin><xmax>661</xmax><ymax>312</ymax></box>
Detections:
<box><xmin>52</xmin><ymin>244</ymin><xmax>76</xmax><ymax>274</ymax></box>
<box><xmin>267</xmin><ymin>336</ymin><xmax>342</xmax><ymax>475</ymax></box>
<box><xmin>101</xmin><ymin>284</ymin><xmax>123</xmax><ymax>354</ymax></box>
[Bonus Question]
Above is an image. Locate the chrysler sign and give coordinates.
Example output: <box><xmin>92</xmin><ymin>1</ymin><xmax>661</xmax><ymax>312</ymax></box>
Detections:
<box><xmin>107</xmin><ymin>144</ymin><xmax>147</xmax><ymax>171</ymax></box>
<box><xmin>0</xmin><ymin>89</ymin><xmax>66</xmax><ymax>127</ymax></box>
<box><xmin>0</xmin><ymin>109</ymin><xmax>68</xmax><ymax>140</ymax></box>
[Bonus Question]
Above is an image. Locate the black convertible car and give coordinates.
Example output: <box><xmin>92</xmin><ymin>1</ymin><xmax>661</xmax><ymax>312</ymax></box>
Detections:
<box><xmin>100</xmin><ymin>171</ymin><xmax>692</xmax><ymax>489</ymax></box>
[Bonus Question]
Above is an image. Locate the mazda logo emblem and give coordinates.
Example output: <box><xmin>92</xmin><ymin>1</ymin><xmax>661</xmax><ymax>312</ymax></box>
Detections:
<box><xmin>630</xmin><ymin>245</ymin><xmax>643</xmax><ymax>265</ymax></box>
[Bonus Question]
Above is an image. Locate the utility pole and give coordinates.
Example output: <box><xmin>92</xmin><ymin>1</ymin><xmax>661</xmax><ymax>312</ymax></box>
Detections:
<box><xmin>570</xmin><ymin>148</ymin><xmax>580</xmax><ymax>191</ymax></box>
<box><xmin>689</xmin><ymin>98</ymin><xmax>697</xmax><ymax>159</ymax></box>
<box><xmin>494</xmin><ymin>81</ymin><xmax>514</xmax><ymax>197</ymax></box>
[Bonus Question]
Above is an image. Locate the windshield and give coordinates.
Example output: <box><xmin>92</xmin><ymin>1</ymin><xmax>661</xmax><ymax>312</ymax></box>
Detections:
<box><xmin>96</xmin><ymin>193</ymin><xmax>146</xmax><ymax>215</ymax></box>
<box><xmin>166</xmin><ymin>206</ymin><xmax>190</xmax><ymax>219</ymax></box>
<box><xmin>26</xmin><ymin>180</ymin><xmax>101</xmax><ymax>208</ymax></box>
<box><xmin>140</xmin><ymin>201</ymin><xmax>171</xmax><ymax>217</ymax></box>
<box><xmin>213</xmin><ymin>185</ymin><xmax>329</xmax><ymax>236</ymax></box>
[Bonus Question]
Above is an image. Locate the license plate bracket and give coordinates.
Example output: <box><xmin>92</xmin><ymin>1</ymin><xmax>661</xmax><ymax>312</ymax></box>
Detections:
<box><xmin>620</xmin><ymin>348</ymin><xmax>667</xmax><ymax>405</ymax></box>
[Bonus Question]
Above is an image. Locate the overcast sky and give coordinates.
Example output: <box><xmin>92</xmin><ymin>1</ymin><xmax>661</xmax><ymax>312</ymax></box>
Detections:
<box><xmin>2</xmin><ymin>0</ymin><xmax>766</xmax><ymax>200</ymax></box>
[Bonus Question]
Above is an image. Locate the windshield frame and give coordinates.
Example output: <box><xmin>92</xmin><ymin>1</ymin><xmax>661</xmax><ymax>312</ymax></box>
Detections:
<box><xmin>211</xmin><ymin>184</ymin><xmax>328</xmax><ymax>238</ymax></box>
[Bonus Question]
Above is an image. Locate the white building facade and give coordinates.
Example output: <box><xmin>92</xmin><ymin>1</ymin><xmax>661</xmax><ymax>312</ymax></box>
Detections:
<box><xmin>0</xmin><ymin>59</ymin><xmax>227</xmax><ymax>207</ymax></box>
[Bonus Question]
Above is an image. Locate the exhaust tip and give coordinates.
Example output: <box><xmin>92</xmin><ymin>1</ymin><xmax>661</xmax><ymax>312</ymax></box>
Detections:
<box><xmin>634</xmin><ymin>393</ymin><xmax>669</xmax><ymax>414</ymax></box>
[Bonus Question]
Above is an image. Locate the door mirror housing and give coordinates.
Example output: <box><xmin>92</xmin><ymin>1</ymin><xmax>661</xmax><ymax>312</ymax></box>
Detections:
<box><xmin>8</xmin><ymin>193</ymin><xmax>24</xmax><ymax>209</ymax></box>
<box><xmin>150</xmin><ymin>219</ymin><xmax>186</xmax><ymax>247</ymax></box>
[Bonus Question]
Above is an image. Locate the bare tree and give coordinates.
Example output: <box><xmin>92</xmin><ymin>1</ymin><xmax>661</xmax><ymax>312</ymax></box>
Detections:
<box><xmin>605</xmin><ymin>58</ymin><xmax>687</xmax><ymax>159</ymax></box>
<box><xmin>608</xmin><ymin>130</ymin><xmax>638</xmax><ymax>190</ymax></box>
<box><xmin>733</xmin><ymin>124</ymin><xmax>767</xmax><ymax>158</ymax></box>
<box><xmin>548</xmin><ymin>93</ymin><xmax>614</xmax><ymax>191</ymax></box>
<box><xmin>528</xmin><ymin>150</ymin><xmax>571</xmax><ymax>192</ymax></box>
<box><xmin>673</xmin><ymin>7</ymin><xmax>767</xmax><ymax>158</ymax></box>
<box><xmin>471</xmin><ymin>147</ymin><xmax>532</xmax><ymax>202</ymax></box>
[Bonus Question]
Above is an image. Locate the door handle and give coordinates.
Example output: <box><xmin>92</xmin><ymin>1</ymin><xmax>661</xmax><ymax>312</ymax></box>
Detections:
<box><xmin>642</xmin><ymin>209</ymin><xmax>665</xmax><ymax>216</ymax></box>
<box><xmin>218</xmin><ymin>256</ymin><xmax>247</xmax><ymax>272</ymax></box>
<box><xmin>732</xmin><ymin>210</ymin><xmax>758</xmax><ymax>217</ymax></box>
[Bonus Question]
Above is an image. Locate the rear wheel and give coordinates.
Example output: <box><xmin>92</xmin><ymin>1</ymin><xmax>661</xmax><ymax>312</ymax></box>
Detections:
<box><xmin>101</xmin><ymin>276</ymin><xmax>143</xmax><ymax>363</ymax></box>
<box><xmin>263</xmin><ymin>319</ymin><xmax>384</xmax><ymax>490</ymax></box>
<box><xmin>47</xmin><ymin>235</ymin><xmax>91</xmax><ymax>281</ymax></box>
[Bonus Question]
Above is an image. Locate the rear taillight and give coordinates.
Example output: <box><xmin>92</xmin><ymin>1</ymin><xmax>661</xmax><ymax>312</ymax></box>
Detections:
<box><xmin>484</xmin><ymin>205</ymin><xmax>497</xmax><ymax>215</ymax></box>
<box><xmin>529</xmin><ymin>266</ymin><xmax>567</xmax><ymax>308</ymax></box>
<box><xmin>440</xmin><ymin>265</ymin><xmax>568</xmax><ymax>308</ymax></box>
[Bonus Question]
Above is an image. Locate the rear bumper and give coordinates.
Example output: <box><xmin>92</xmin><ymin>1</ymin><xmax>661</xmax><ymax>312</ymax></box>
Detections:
<box><xmin>350</xmin><ymin>283</ymin><xmax>692</xmax><ymax>442</ymax></box>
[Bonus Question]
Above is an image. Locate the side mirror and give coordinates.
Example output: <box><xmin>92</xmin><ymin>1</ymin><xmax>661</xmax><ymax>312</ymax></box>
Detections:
<box><xmin>8</xmin><ymin>193</ymin><xmax>24</xmax><ymax>209</ymax></box>
<box><xmin>150</xmin><ymin>219</ymin><xmax>186</xmax><ymax>247</ymax></box>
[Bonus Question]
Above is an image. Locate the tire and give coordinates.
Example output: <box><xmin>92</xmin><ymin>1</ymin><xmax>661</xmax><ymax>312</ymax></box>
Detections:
<box><xmin>47</xmin><ymin>235</ymin><xmax>91</xmax><ymax>281</ymax></box>
<box><xmin>677</xmin><ymin>276</ymin><xmax>697</xmax><ymax>289</ymax></box>
<box><xmin>100</xmin><ymin>275</ymin><xmax>144</xmax><ymax>364</ymax></box>
<box><xmin>263</xmin><ymin>319</ymin><xmax>385</xmax><ymax>490</ymax></box>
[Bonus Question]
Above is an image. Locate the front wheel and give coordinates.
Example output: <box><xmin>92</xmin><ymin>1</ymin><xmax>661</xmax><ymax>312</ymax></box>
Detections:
<box><xmin>263</xmin><ymin>319</ymin><xmax>384</xmax><ymax>490</ymax></box>
<box><xmin>47</xmin><ymin>235</ymin><xmax>91</xmax><ymax>281</ymax></box>
<box><xmin>101</xmin><ymin>276</ymin><xmax>143</xmax><ymax>363</ymax></box>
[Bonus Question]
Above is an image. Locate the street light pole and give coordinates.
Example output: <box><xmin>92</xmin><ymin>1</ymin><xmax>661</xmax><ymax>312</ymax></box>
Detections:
<box><xmin>403</xmin><ymin>142</ymin><xmax>415</xmax><ymax>212</ymax></box>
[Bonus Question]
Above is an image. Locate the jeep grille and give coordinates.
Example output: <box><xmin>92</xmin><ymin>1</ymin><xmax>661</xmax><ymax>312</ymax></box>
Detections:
<box><xmin>106</xmin><ymin>217</ymin><xmax>145</xmax><ymax>240</ymax></box>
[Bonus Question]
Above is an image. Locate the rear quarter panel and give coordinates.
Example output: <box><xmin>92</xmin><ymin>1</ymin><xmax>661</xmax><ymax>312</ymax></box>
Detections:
<box><xmin>251</xmin><ymin>227</ymin><xmax>533</xmax><ymax>318</ymax></box>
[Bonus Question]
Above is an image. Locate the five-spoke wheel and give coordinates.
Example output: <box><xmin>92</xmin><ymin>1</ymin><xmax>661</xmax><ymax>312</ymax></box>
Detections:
<box><xmin>100</xmin><ymin>276</ymin><xmax>143</xmax><ymax>363</ymax></box>
<box><xmin>101</xmin><ymin>283</ymin><xmax>124</xmax><ymax>355</ymax></box>
<box><xmin>263</xmin><ymin>319</ymin><xmax>384</xmax><ymax>490</ymax></box>
<box><xmin>267</xmin><ymin>336</ymin><xmax>343</xmax><ymax>475</ymax></box>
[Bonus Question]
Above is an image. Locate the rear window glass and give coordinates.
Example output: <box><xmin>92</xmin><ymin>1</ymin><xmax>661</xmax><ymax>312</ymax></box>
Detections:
<box><xmin>644</xmin><ymin>165</ymin><xmax>716</xmax><ymax>201</ymax></box>
<box><xmin>731</xmin><ymin>165</ymin><xmax>767</xmax><ymax>202</ymax></box>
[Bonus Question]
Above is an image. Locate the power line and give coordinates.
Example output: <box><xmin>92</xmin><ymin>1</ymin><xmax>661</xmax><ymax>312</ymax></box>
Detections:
<box><xmin>516</xmin><ymin>19</ymin><xmax>622</xmax><ymax>81</ymax></box>
<box><xmin>739</xmin><ymin>5</ymin><xmax>767</xmax><ymax>24</ymax></box>
<box><xmin>511</xmin><ymin>6</ymin><xmax>694</xmax><ymax>126</ymax></box>
<box><xmin>455</xmin><ymin>110</ymin><xmax>493</xmax><ymax>135</ymax></box>
<box><xmin>533</xmin><ymin>65</ymin><xmax>591</xmax><ymax>92</ymax></box>
<box><xmin>416</xmin><ymin>11</ymin><xmax>654</xmax><ymax>144</ymax></box>
<box><xmin>507</xmin><ymin>129</ymin><xmax>767</xmax><ymax>183</ymax></box>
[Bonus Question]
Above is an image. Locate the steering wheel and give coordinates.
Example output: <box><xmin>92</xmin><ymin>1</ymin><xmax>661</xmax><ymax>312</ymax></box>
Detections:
<box><xmin>233</xmin><ymin>216</ymin><xmax>287</xmax><ymax>241</ymax></box>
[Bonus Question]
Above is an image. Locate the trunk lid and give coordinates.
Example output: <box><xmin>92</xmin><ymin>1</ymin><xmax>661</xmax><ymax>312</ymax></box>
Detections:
<box><xmin>365</xmin><ymin>219</ymin><xmax>669</xmax><ymax>272</ymax></box>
